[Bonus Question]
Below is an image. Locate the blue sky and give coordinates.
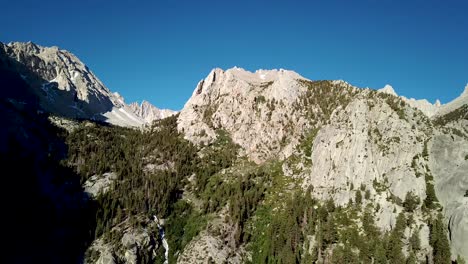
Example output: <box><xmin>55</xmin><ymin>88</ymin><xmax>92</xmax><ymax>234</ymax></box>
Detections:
<box><xmin>2</xmin><ymin>0</ymin><xmax>467</xmax><ymax>110</ymax></box>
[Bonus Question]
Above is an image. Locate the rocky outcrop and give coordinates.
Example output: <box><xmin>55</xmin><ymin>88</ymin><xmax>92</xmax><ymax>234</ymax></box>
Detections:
<box><xmin>83</xmin><ymin>172</ymin><xmax>117</xmax><ymax>198</ymax></box>
<box><xmin>96</xmin><ymin>250</ymin><xmax>115</xmax><ymax>264</ymax></box>
<box><xmin>178</xmin><ymin>231</ymin><xmax>244</xmax><ymax>264</ymax></box>
<box><xmin>85</xmin><ymin>226</ymin><xmax>158</xmax><ymax>264</ymax></box>
<box><xmin>447</xmin><ymin>201</ymin><xmax>468</xmax><ymax>261</ymax></box>
<box><xmin>87</xmin><ymin>239</ymin><xmax>115</xmax><ymax>264</ymax></box>
<box><xmin>178</xmin><ymin>213</ymin><xmax>246</xmax><ymax>264</ymax></box>
<box><xmin>121</xmin><ymin>231</ymin><xmax>153</xmax><ymax>264</ymax></box>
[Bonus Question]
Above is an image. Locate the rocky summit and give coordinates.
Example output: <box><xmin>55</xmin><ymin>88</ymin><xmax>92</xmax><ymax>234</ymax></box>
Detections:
<box><xmin>1</xmin><ymin>42</ymin><xmax>467</xmax><ymax>264</ymax></box>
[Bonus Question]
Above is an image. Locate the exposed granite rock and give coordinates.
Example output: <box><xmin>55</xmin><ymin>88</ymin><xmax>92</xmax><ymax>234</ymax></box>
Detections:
<box><xmin>178</xmin><ymin>213</ymin><xmax>246</xmax><ymax>264</ymax></box>
<box><xmin>83</xmin><ymin>172</ymin><xmax>117</xmax><ymax>198</ymax></box>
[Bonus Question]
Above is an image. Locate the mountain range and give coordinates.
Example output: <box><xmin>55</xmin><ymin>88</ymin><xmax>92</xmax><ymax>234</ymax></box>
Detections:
<box><xmin>1</xmin><ymin>42</ymin><xmax>467</xmax><ymax>264</ymax></box>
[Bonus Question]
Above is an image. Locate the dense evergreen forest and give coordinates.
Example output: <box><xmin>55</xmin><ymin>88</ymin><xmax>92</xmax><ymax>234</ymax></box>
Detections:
<box><xmin>60</xmin><ymin>115</ymin><xmax>454</xmax><ymax>264</ymax></box>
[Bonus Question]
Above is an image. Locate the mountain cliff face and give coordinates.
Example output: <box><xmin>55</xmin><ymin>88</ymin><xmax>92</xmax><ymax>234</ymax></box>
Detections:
<box><xmin>0</xmin><ymin>41</ymin><xmax>171</xmax><ymax>127</ymax></box>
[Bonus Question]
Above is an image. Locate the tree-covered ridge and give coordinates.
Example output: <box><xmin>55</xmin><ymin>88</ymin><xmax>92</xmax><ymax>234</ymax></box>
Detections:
<box><xmin>434</xmin><ymin>104</ymin><xmax>468</xmax><ymax>126</ymax></box>
<box><xmin>293</xmin><ymin>79</ymin><xmax>359</xmax><ymax>124</ymax></box>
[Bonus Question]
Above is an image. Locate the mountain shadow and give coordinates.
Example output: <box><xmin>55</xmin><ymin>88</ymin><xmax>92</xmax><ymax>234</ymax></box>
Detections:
<box><xmin>0</xmin><ymin>50</ymin><xmax>97</xmax><ymax>263</ymax></box>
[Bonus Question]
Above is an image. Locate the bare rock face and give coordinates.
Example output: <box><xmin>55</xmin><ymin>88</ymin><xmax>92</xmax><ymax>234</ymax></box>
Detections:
<box><xmin>0</xmin><ymin>41</ymin><xmax>144</xmax><ymax>126</ymax></box>
<box><xmin>85</xmin><ymin>239</ymin><xmax>115</xmax><ymax>264</ymax></box>
<box><xmin>95</xmin><ymin>246</ymin><xmax>115</xmax><ymax>264</ymax></box>
<box><xmin>129</xmin><ymin>100</ymin><xmax>177</xmax><ymax>124</ymax></box>
<box><xmin>430</xmin><ymin>125</ymin><xmax>468</xmax><ymax>260</ymax></box>
<box><xmin>121</xmin><ymin>231</ymin><xmax>152</xmax><ymax>264</ymax></box>
<box><xmin>86</xmin><ymin>227</ymin><xmax>157</xmax><ymax>264</ymax></box>
<box><xmin>447</xmin><ymin>201</ymin><xmax>468</xmax><ymax>260</ymax></box>
<box><xmin>301</xmin><ymin>93</ymin><xmax>429</xmax><ymax>208</ymax></box>
<box><xmin>177</xmin><ymin>213</ymin><xmax>246</xmax><ymax>264</ymax></box>
<box><xmin>178</xmin><ymin>231</ymin><xmax>243</xmax><ymax>264</ymax></box>
<box><xmin>96</xmin><ymin>251</ymin><xmax>115</xmax><ymax>264</ymax></box>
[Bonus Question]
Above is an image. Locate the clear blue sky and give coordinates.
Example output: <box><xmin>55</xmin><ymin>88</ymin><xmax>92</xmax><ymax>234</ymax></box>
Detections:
<box><xmin>2</xmin><ymin>0</ymin><xmax>467</xmax><ymax>110</ymax></box>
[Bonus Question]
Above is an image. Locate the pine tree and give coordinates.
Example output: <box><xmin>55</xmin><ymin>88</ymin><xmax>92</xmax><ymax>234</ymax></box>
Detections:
<box><xmin>387</xmin><ymin>212</ymin><xmax>406</xmax><ymax>263</ymax></box>
<box><xmin>355</xmin><ymin>190</ymin><xmax>362</xmax><ymax>204</ymax></box>
<box><xmin>406</xmin><ymin>251</ymin><xmax>417</xmax><ymax>264</ymax></box>
<box><xmin>374</xmin><ymin>241</ymin><xmax>387</xmax><ymax>264</ymax></box>
<box><xmin>323</xmin><ymin>214</ymin><xmax>338</xmax><ymax>246</ymax></box>
<box><xmin>403</xmin><ymin>191</ymin><xmax>420</xmax><ymax>212</ymax></box>
<box><xmin>410</xmin><ymin>230</ymin><xmax>421</xmax><ymax>251</ymax></box>
<box><xmin>430</xmin><ymin>214</ymin><xmax>451</xmax><ymax>264</ymax></box>
<box><xmin>332</xmin><ymin>244</ymin><xmax>359</xmax><ymax>264</ymax></box>
<box><xmin>365</xmin><ymin>189</ymin><xmax>371</xmax><ymax>199</ymax></box>
<box><xmin>425</xmin><ymin>181</ymin><xmax>438</xmax><ymax>209</ymax></box>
